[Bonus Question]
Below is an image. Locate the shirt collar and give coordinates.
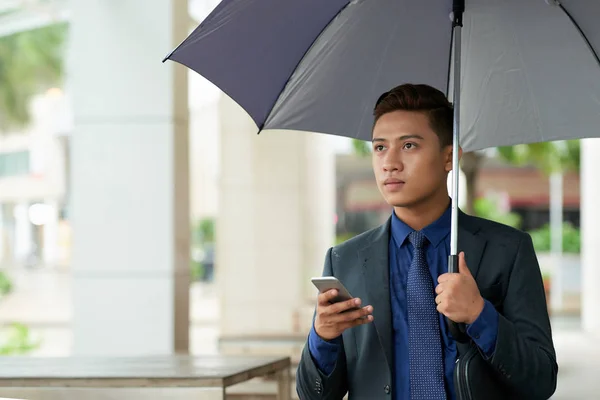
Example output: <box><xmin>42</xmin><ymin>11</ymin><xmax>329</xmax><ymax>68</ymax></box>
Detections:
<box><xmin>390</xmin><ymin>201</ymin><xmax>452</xmax><ymax>248</ymax></box>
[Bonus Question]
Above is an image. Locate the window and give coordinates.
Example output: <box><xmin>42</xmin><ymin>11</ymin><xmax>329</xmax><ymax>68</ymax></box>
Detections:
<box><xmin>0</xmin><ymin>151</ymin><xmax>30</xmax><ymax>177</ymax></box>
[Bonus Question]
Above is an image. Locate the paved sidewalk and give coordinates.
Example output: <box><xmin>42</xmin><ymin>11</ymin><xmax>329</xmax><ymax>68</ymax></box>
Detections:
<box><xmin>552</xmin><ymin>330</ymin><xmax>600</xmax><ymax>399</ymax></box>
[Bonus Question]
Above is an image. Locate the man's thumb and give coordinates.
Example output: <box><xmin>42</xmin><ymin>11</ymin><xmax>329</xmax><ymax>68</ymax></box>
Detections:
<box><xmin>458</xmin><ymin>252</ymin><xmax>470</xmax><ymax>275</ymax></box>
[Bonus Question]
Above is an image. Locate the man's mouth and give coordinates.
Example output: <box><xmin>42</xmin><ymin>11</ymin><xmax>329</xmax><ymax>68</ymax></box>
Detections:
<box><xmin>384</xmin><ymin>178</ymin><xmax>405</xmax><ymax>186</ymax></box>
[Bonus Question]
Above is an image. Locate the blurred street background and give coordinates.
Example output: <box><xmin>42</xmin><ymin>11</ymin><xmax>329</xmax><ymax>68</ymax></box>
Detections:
<box><xmin>0</xmin><ymin>0</ymin><xmax>599</xmax><ymax>399</ymax></box>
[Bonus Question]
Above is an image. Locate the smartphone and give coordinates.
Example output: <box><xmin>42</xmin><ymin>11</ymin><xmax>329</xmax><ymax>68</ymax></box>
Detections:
<box><xmin>311</xmin><ymin>276</ymin><xmax>354</xmax><ymax>304</ymax></box>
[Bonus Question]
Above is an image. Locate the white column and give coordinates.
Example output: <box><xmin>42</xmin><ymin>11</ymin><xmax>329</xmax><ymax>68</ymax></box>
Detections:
<box><xmin>13</xmin><ymin>203</ymin><xmax>32</xmax><ymax>263</ymax></box>
<box><xmin>217</xmin><ymin>95</ymin><xmax>335</xmax><ymax>337</ymax></box>
<box><xmin>581</xmin><ymin>138</ymin><xmax>600</xmax><ymax>335</ymax></box>
<box><xmin>68</xmin><ymin>0</ymin><xmax>190</xmax><ymax>355</ymax></box>
<box><xmin>188</xmin><ymin>72</ymin><xmax>220</xmax><ymax>221</ymax></box>
<box><xmin>0</xmin><ymin>205</ymin><xmax>4</xmax><ymax>264</ymax></box>
<box><xmin>549</xmin><ymin>172</ymin><xmax>564</xmax><ymax>312</ymax></box>
<box><xmin>42</xmin><ymin>201</ymin><xmax>59</xmax><ymax>267</ymax></box>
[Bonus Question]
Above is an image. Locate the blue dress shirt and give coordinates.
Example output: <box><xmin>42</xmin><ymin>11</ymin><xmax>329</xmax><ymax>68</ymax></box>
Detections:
<box><xmin>308</xmin><ymin>205</ymin><xmax>499</xmax><ymax>399</ymax></box>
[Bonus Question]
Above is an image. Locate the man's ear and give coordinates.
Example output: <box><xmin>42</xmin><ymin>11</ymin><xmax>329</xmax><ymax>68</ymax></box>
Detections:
<box><xmin>445</xmin><ymin>145</ymin><xmax>462</xmax><ymax>172</ymax></box>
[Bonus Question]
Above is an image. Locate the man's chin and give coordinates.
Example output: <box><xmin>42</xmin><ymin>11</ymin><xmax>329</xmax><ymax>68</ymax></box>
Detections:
<box><xmin>383</xmin><ymin>194</ymin><xmax>419</xmax><ymax>209</ymax></box>
<box><xmin>384</xmin><ymin>192</ymin><xmax>442</xmax><ymax>209</ymax></box>
<box><xmin>391</xmin><ymin>201</ymin><xmax>419</xmax><ymax>209</ymax></box>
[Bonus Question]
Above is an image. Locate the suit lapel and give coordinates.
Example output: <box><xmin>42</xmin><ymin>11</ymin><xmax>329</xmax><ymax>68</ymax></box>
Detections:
<box><xmin>457</xmin><ymin>211</ymin><xmax>487</xmax><ymax>279</ymax></box>
<box><xmin>359</xmin><ymin>220</ymin><xmax>393</xmax><ymax>373</ymax></box>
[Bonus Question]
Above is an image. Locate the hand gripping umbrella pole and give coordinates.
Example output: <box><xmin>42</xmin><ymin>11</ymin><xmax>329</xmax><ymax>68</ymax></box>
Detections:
<box><xmin>447</xmin><ymin>0</ymin><xmax>470</xmax><ymax>344</ymax></box>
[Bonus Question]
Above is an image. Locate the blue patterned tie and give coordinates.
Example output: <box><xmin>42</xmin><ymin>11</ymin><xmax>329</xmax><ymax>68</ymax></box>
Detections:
<box><xmin>407</xmin><ymin>231</ymin><xmax>447</xmax><ymax>400</ymax></box>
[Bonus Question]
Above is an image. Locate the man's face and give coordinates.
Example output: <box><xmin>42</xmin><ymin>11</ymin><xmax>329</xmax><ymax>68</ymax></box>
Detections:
<box><xmin>372</xmin><ymin>110</ymin><xmax>454</xmax><ymax>208</ymax></box>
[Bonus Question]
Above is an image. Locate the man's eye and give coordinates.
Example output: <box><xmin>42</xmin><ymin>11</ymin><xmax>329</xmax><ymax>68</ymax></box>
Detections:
<box><xmin>375</xmin><ymin>145</ymin><xmax>385</xmax><ymax>151</ymax></box>
<box><xmin>404</xmin><ymin>142</ymin><xmax>416</xmax><ymax>149</ymax></box>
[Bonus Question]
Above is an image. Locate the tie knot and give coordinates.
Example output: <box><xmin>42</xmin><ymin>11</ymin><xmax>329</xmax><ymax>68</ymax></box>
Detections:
<box><xmin>408</xmin><ymin>230</ymin><xmax>427</xmax><ymax>249</ymax></box>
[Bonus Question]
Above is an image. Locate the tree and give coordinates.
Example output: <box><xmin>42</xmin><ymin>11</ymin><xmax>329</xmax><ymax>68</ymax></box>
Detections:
<box><xmin>351</xmin><ymin>138</ymin><xmax>371</xmax><ymax>157</ymax></box>
<box><xmin>0</xmin><ymin>23</ymin><xmax>68</xmax><ymax>132</ymax></box>
<box><xmin>497</xmin><ymin>140</ymin><xmax>580</xmax><ymax>257</ymax></box>
<box><xmin>496</xmin><ymin>140</ymin><xmax>580</xmax><ymax>174</ymax></box>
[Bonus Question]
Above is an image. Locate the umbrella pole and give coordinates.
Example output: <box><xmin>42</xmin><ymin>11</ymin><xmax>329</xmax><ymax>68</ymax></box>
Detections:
<box><xmin>447</xmin><ymin>0</ymin><xmax>470</xmax><ymax>344</ymax></box>
<box><xmin>449</xmin><ymin>0</ymin><xmax>464</xmax><ymax>273</ymax></box>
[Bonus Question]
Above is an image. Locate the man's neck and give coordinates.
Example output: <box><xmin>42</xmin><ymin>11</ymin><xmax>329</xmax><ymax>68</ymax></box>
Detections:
<box><xmin>393</xmin><ymin>193</ymin><xmax>451</xmax><ymax>231</ymax></box>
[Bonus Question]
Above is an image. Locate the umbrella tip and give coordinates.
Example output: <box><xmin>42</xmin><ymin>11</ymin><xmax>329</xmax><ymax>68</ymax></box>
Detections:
<box><xmin>162</xmin><ymin>49</ymin><xmax>176</xmax><ymax>63</ymax></box>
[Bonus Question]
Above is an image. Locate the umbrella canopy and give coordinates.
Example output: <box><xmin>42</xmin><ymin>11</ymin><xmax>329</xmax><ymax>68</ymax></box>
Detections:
<box><xmin>165</xmin><ymin>0</ymin><xmax>600</xmax><ymax>152</ymax></box>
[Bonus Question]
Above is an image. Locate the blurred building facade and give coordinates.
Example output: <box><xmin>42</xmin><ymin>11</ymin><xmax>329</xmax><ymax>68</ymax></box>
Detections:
<box><xmin>0</xmin><ymin>62</ymin><xmax>222</xmax><ymax>271</ymax></box>
<box><xmin>0</xmin><ymin>91</ymin><xmax>70</xmax><ymax>268</ymax></box>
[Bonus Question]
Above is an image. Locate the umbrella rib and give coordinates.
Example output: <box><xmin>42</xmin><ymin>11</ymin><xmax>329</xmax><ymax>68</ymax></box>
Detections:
<box><xmin>558</xmin><ymin>4</ymin><xmax>600</xmax><ymax>71</ymax></box>
<box><xmin>260</xmin><ymin>1</ymin><xmax>352</xmax><ymax>132</ymax></box>
<box><xmin>444</xmin><ymin>24</ymin><xmax>454</xmax><ymax>99</ymax></box>
<box><xmin>354</xmin><ymin>15</ymin><xmax>402</xmax><ymax>139</ymax></box>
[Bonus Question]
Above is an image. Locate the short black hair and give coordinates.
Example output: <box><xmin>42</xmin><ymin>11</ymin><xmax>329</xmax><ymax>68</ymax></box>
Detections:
<box><xmin>374</xmin><ymin>83</ymin><xmax>454</xmax><ymax>147</ymax></box>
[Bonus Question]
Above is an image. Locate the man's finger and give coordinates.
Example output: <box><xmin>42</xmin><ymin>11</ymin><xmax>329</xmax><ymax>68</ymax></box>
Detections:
<box><xmin>458</xmin><ymin>251</ymin><xmax>471</xmax><ymax>276</ymax></box>
<box><xmin>435</xmin><ymin>282</ymin><xmax>445</xmax><ymax>295</ymax></box>
<box><xmin>437</xmin><ymin>302</ymin><xmax>449</xmax><ymax>316</ymax></box>
<box><xmin>438</xmin><ymin>273</ymin><xmax>450</xmax><ymax>283</ymax></box>
<box><xmin>318</xmin><ymin>289</ymin><xmax>338</xmax><ymax>305</ymax></box>
<box><xmin>438</xmin><ymin>272</ymin><xmax>459</xmax><ymax>284</ymax></box>
<box><xmin>341</xmin><ymin>314</ymin><xmax>374</xmax><ymax>330</ymax></box>
<box><xmin>336</xmin><ymin>305</ymin><xmax>372</xmax><ymax>323</ymax></box>
<box><xmin>330</xmin><ymin>297</ymin><xmax>362</xmax><ymax>314</ymax></box>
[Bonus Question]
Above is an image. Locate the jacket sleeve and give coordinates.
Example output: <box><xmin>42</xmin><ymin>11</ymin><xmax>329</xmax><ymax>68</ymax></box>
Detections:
<box><xmin>488</xmin><ymin>233</ymin><xmax>559</xmax><ymax>399</ymax></box>
<box><xmin>296</xmin><ymin>247</ymin><xmax>349</xmax><ymax>400</ymax></box>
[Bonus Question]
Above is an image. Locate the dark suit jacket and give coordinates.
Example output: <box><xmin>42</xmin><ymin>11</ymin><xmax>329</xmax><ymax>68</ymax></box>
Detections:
<box><xmin>296</xmin><ymin>211</ymin><xmax>558</xmax><ymax>400</ymax></box>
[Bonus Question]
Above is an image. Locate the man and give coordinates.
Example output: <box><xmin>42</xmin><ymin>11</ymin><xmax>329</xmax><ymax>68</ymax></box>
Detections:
<box><xmin>296</xmin><ymin>84</ymin><xmax>558</xmax><ymax>400</ymax></box>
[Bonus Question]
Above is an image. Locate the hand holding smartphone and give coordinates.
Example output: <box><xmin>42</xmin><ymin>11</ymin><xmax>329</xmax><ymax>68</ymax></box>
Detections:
<box><xmin>310</xmin><ymin>276</ymin><xmax>374</xmax><ymax>341</ymax></box>
<box><xmin>311</xmin><ymin>276</ymin><xmax>355</xmax><ymax>304</ymax></box>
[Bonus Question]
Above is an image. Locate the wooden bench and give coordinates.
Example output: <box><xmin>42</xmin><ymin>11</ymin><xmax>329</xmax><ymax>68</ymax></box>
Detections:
<box><xmin>0</xmin><ymin>355</ymin><xmax>291</xmax><ymax>400</ymax></box>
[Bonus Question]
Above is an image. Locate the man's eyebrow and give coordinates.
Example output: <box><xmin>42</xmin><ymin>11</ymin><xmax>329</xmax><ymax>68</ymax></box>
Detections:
<box><xmin>372</xmin><ymin>134</ymin><xmax>425</xmax><ymax>142</ymax></box>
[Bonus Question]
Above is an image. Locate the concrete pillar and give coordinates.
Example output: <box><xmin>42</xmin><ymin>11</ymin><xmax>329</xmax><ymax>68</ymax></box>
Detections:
<box><xmin>188</xmin><ymin>71</ymin><xmax>220</xmax><ymax>222</ymax></box>
<box><xmin>68</xmin><ymin>0</ymin><xmax>190</xmax><ymax>355</ymax></box>
<box><xmin>41</xmin><ymin>201</ymin><xmax>59</xmax><ymax>267</ymax></box>
<box><xmin>581</xmin><ymin>138</ymin><xmax>600</xmax><ymax>336</ymax></box>
<box><xmin>13</xmin><ymin>203</ymin><xmax>32</xmax><ymax>263</ymax></box>
<box><xmin>0</xmin><ymin>205</ymin><xmax>4</xmax><ymax>264</ymax></box>
<box><xmin>216</xmin><ymin>95</ymin><xmax>335</xmax><ymax>339</ymax></box>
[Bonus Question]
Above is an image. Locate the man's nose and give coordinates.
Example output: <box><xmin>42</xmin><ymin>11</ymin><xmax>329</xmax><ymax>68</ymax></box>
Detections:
<box><xmin>383</xmin><ymin>155</ymin><xmax>402</xmax><ymax>172</ymax></box>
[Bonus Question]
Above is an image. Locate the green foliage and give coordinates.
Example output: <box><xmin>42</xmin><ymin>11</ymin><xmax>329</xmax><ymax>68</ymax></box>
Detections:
<box><xmin>0</xmin><ymin>274</ymin><xmax>39</xmax><ymax>355</ymax></box>
<box><xmin>335</xmin><ymin>233</ymin><xmax>357</xmax><ymax>245</ymax></box>
<box><xmin>0</xmin><ymin>23</ymin><xmax>68</xmax><ymax>131</ymax></box>
<box><xmin>528</xmin><ymin>222</ymin><xmax>581</xmax><ymax>254</ymax></box>
<box><xmin>497</xmin><ymin>140</ymin><xmax>580</xmax><ymax>174</ymax></box>
<box><xmin>497</xmin><ymin>141</ymin><xmax>581</xmax><ymax>254</ymax></box>
<box><xmin>473</xmin><ymin>197</ymin><xmax>522</xmax><ymax>229</ymax></box>
<box><xmin>190</xmin><ymin>218</ymin><xmax>215</xmax><ymax>281</ymax></box>
<box><xmin>192</xmin><ymin>218</ymin><xmax>215</xmax><ymax>244</ymax></box>
<box><xmin>352</xmin><ymin>139</ymin><xmax>372</xmax><ymax>157</ymax></box>
<box><xmin>190</xmin><ymin>259</ymin><xmax>205</xmax><ymax>281</ymax></box>
<box><xmin>0</xmin><ymin>323</ymin><xmax>40</xmax><ymax>355</ymax></box>
<box><xmin>0</xmin><ymin>271</ymin><xmax>12</xmax><ymax>296</ymax></box>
